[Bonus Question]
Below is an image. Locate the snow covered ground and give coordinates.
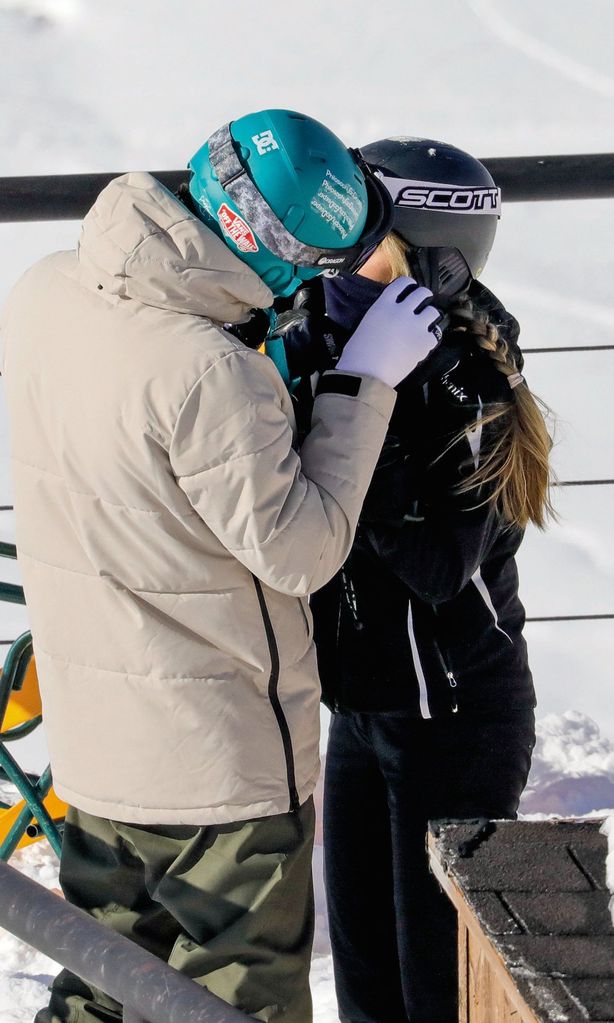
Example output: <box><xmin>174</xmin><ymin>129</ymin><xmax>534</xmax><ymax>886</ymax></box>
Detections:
<box><xmin>1</xmin><ymin>0</ymin><xmax>614</xmax><ymax>1019</ymax></box>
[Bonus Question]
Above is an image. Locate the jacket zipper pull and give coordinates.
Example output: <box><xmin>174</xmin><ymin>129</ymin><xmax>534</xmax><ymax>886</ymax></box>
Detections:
<box><xmin>447</xmin><ymin>671</ymin><xmax>459</xmax><ymax>714</ymax></box>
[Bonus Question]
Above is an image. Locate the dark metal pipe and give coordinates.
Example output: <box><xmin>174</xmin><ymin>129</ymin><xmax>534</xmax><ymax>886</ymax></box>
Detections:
<box><xmin>25</xmin><ymin>816</ymin><xmax>64</xmax><ymax>840</ymax></box>
<box><xmin>0</xmin><ymin>540</ymin><xmax>18</xmax><ymax>559</ymax></box>
<box><xmin>481</xmin><ymin>152</ymin><xmax>614</xmax><ymax>202</ymax></box>
<box><xmin>0</xmin><ymin>860</ymin><xmax>248</xmax><ymax>1022</ymax></box>
<box><xmin>0</xmin><ymin>171</ymin><xmax>187</xmax><ymax>222</ymax></box>
<box><xmin>1</xmin><ymin>153</ymin><xmax>614</xmax><ymax>223</ymax></box>
<box><xmin>124</xmin><ymin>1011</ymin><xmax>150</xmax><ymax>1023</ymax></box>
<box><xmin>0</xmin><ymin>581</ymin><xmax>25</xmax><ymax>604</ymax></box>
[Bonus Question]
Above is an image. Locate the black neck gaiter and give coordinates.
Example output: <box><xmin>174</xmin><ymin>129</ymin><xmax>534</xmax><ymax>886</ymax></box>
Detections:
<box><xmin>323</xmin><ymin>273</ymin><xmax>386</xmax><ymax>335</ymax></box>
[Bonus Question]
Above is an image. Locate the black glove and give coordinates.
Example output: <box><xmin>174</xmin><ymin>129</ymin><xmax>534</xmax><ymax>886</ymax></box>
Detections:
<box><xmin>225</xmin><ymin>307</ymin><xmax>272</xmax><ymax>350</ymax></box>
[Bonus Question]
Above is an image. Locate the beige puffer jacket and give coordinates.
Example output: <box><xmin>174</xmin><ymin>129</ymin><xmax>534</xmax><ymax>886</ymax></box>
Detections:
<box><xmin>1</xmin><ymin>172</ymin><xmax>395</xmax><ymax>825</ymax></box>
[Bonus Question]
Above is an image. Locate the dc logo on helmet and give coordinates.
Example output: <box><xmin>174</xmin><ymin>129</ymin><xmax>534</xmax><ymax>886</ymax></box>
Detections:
<box><xmin>252</xmin><ymin>131</ymin><xmax>279</xmax><ymax>156</ymax></box>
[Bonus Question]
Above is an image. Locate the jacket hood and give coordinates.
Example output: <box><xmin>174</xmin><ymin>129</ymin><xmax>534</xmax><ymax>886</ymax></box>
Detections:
<box><xmin>77</xmin><ymin>172</ymin><xmax>273</xmax><ymax>323</ymax></box>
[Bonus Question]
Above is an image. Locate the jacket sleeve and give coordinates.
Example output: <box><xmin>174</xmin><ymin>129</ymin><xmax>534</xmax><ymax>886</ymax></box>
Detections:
<box><xmin>169</xmin><ymin>348</ymin><xmax>396</xmax><ymax>596</ymax></box>
<box><xmin>361</xmin><ymin>494</ymin><xmax>501</xmax><ymax>604</ymax></box>
<box><xmin>359</xmin><ymin>424</ymin><xmax>504</xmax><ymax>604</ymax></box>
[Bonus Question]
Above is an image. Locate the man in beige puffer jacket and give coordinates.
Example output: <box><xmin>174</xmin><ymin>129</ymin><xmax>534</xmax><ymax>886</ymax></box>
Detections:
<box><xmin>1</xmin><ymin>109</ymin><xmax>441</xmax><ymax>1022</ymax></box>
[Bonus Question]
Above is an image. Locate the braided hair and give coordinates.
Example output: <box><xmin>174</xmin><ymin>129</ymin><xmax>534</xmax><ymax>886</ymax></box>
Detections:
<box><xmin>373</xmin><ymin>233</ymin><xmax>555</xmax><ymax>529</ymax></box>
<box><xmin>445</xmin><ymin>298</ymin><xmax>555</xmax><ymax>529</ymax></box>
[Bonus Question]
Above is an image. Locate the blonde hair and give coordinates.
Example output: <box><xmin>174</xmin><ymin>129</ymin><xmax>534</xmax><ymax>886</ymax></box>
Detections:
<box><xmin>376</xmin><ymin>233</ymin><xmax>555</xmax><ymax>529</ymax></box>
<box><xmin>378</xmin><ymin>232</ymin><xmax>412</xmax><ymax>281</ymax></box>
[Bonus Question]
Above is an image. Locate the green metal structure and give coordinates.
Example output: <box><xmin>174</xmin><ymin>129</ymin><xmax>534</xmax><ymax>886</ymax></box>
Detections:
<box><xmin>0</xmin><ymin>540</ymin><xmax>63</xmax><ymax>859</ymax></box>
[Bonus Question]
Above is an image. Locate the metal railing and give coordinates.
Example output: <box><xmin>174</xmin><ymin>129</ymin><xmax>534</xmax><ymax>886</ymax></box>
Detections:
<box><xmin>0</xmin><ymin>153</ymin><xmax>614</xmax><ymax>223</ymax></box>
<box><xmin>0</xmin><ymin>859</ymin><xmax>247</xmax><ymax>1022</ymax></box>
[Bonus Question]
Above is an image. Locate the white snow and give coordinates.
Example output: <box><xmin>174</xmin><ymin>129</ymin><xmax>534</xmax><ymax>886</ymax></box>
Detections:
<box><xmin>520</xmin><ymin>711</ymin><xmax>614</xmax><ymax>816</ymax></box>
<box><xmin>466</xmin><ymin>0</ymin><xmax>614</xmax><ymax>99</ymax></box>
<box><xmin>0</xmin><ymin>833</ymin><xmax>60</xmax><ymax>1023</ymax></box>
<box><xmin>1</xmin><ymin>0</ymin><xmax>614</xmax><ymax>1018</ymax></box>
<box><xmin>600</xmin><ymin>815</ymin><xmax>614</xmax><ymax>930</ymax></box>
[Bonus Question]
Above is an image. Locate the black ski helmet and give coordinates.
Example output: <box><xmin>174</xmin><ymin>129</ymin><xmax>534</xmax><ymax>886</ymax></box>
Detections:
<box><xmin>359</xmin><ymin>137</ymin><xmax>501</xmax><ymax>299</ymax></box>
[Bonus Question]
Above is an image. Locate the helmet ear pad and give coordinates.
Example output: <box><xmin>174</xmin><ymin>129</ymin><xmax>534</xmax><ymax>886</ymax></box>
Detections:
<box><xmin>408</xmin><ymin>245</ymin><xmax>472</xmax><ymax>308</ymax></box>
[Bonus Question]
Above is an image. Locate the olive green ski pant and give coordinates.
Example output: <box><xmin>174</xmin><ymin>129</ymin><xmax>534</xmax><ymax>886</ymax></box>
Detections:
<box><xmin>35</xmin><ymin>798</ymin><xmax>315</xmax><ymax>1023</ymax></box>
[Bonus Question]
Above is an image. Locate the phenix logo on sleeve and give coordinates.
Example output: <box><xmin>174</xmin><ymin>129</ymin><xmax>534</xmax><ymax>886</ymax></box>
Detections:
<box><xmin>381</xmin><ymin>176</ymin><xmax>501</xmax><ymax>215</ymax></box>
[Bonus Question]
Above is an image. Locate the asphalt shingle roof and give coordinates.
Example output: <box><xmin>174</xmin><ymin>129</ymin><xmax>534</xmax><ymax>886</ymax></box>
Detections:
<box><xmin>429</xmin><ymin>819</ymin><xmax>614</xmax><ymax>1023</ymax></box>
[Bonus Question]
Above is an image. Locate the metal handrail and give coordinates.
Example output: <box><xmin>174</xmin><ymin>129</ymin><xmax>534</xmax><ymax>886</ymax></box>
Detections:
<box><xmin>1</xmin><ymin>153</ymin><xmax>614</xmax><ymax>222</ymax></box>
<box><xmin>0</xmin><ymin>582</ymin><xmax>25</xmax><ymax>604</ymax></box>
<box><xmin>0</xmin><ymin>859</ymin><xmax>248</xmax><ymax>1022</ymax></box>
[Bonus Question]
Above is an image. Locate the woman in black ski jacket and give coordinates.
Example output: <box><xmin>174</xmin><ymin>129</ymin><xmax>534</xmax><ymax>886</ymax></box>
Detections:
<box><xmin>273</xmin><ymin>137</ymin><xmax>554</xmax><ymax>1023</ymax></box>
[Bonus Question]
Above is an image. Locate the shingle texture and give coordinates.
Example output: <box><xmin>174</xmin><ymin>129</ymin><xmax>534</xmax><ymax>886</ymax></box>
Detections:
<box><xmin>430</xmin><ymin>819</ymin><xmax>614</xmax><ymax>1022</ymax></box>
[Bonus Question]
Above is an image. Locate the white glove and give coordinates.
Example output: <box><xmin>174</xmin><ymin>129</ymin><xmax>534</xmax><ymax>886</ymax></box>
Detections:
<box><xmin>336</xmin><ymin>276</ymin><xmax>441</xmax><ymax>388</ymax></box>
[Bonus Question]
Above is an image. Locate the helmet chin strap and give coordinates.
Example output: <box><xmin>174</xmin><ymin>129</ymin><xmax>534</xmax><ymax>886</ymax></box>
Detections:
<box><xmin>408</xmin><ymin>246</ymin><xmax>472</xmax><ymax>310</ymax></box>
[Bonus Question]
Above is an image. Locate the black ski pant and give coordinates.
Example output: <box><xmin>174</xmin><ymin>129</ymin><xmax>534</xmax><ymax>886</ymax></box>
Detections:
<box><xmin>323</xmin><ymin>709</ymin><xmax>535</xmax><ymax>1023</ymax></box>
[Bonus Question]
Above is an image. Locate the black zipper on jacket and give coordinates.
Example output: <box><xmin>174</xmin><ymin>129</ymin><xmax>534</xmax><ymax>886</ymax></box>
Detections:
<box><xmin>252</xmin><ymin>575</ymin><xmax>301</xmax><ymax>814</ymax></box>
<box><xmin>432</xmin><ymin>605</ymin><xmax>459</xmax><ymax>714</ymax></box>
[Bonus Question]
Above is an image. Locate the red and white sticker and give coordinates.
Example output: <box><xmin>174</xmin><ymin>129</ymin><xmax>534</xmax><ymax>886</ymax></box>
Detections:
<box><xmin>217</xmin><ymin>203</ymin><xmax>259</xmax><ymax>253</ymax></box>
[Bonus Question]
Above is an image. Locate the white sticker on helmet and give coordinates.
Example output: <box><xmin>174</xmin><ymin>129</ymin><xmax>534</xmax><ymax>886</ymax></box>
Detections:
<box><xmin>252</xmin><ymin>130</ymin><xmax>279</xmax><ymax>156</ymax></box>
<box><xmin>380</xmin><ymin>175</ymin><xmax>501</xmax><ymax>215</ymax></box>
<box><xmin>311</xmin><ymin>169</ymin><xmax>364</xmax><ymax>240</ymax></box>
<box><xmin>217</xmin><ymin>204</ymin><xmax>259</xmax><ymax>253</ymax></box>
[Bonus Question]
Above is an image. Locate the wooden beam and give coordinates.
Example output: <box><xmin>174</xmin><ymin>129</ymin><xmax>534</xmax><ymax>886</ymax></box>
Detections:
<box><xmin>428</xmin><ymin>832</ymin><xmax>542</xmax><ymax>1023</ymax></box>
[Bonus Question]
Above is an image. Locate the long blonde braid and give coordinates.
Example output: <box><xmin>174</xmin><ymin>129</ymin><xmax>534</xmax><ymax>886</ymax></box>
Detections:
<box><xmin>374</xmin><ymin>232</ymin><xmax>555</xmax><ymax>529</ymax></box>
<box><xmin>446</xmin><ymin>299</ymin><xmax>555</xmax><ymax>530</ymax></box>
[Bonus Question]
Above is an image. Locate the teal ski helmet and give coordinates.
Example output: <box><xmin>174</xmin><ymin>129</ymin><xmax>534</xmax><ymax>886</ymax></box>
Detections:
<box><xmin>187</xmin><ymin>109</ymin><xmax>393</xmax><ymax>298</ymax></box>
